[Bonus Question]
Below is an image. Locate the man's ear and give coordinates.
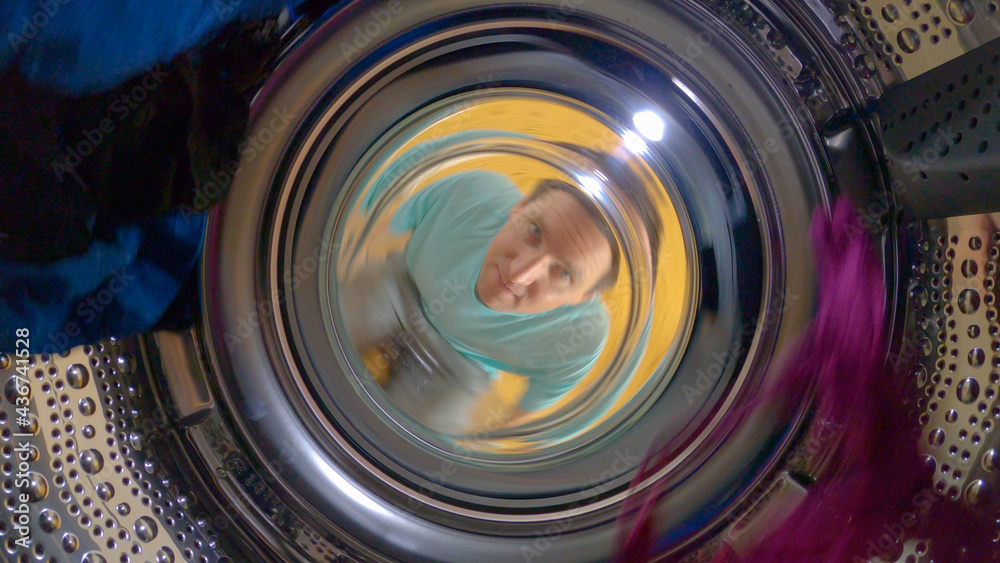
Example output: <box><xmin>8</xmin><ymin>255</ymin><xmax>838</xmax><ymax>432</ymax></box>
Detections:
<box><xmin>576</xmin><ymin>288</ymin><xmax>599</xmax><ymax>303</ymax></box>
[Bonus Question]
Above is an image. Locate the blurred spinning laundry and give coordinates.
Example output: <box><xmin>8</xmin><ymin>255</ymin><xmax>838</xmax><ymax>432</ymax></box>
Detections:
<box><xmin>343</xmin><ymin>170</ymin><xmax>614</xmax><ymax>433</ymax></box>
<box><xmin>616</xmin><ymin>200</ymin><xmax>998</xmax><ymax>562</ymax></box>
<box><xmin>0</xmin><ymin>0</ymin><xmax>307</xmax><ymax>352</ymax></box>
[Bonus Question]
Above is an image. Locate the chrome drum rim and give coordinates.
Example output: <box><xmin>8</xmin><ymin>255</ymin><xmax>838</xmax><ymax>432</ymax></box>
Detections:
<box><xmin>202</xmin><ymin>0</ymin><xmax>826</xmax><ymax>560</ymax></box>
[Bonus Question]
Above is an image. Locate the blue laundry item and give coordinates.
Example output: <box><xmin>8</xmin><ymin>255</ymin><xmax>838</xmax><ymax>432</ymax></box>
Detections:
<box><xmin>0</xmin><ymin>0</ymin><xmax>306</xmax><ymax>95</ymax></box>
<box><xmin>0</xmin><ymin>211</ymin><xmax>207</xmax><ymax>354</ymax></box>
<box><xmin>1</xmin><ymin>0</ymin><xmax>303</xmax><ymax>352</ymax></box>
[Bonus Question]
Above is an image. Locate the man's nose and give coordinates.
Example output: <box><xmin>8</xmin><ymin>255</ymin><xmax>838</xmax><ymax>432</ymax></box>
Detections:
<box><xmin>510</xmin><ymin>252</ymin><xmax>547</xmax><ymax>285</ymax></box>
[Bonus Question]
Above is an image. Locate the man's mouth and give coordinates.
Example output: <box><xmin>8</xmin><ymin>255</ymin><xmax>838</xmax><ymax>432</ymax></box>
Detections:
<box><xmin>497</xmin><ymin>266</ymin><xmax>517</xmax><ymax>297</ymax></box>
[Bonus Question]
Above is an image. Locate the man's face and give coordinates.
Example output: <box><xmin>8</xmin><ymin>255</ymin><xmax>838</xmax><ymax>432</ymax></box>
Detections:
<box><xmin>476</xmin><ymin>190</ymin><xmax>613</xmax><ymax>314</ymax></box>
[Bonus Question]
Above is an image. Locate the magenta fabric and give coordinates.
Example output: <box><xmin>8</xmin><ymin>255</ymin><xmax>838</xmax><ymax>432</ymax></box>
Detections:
<box><xmin>617</xmin><ymin>198</ymin><xmax>995</xmax><ymax>561</ymax></box>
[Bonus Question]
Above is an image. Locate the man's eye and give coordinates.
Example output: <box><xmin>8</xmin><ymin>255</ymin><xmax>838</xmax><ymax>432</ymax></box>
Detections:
<box><xmin>561</xmin><ymin>268</ymin><xmax>571</xmax><ymax>282</ymax></box>
<box><xmin>529</xmin><ymin>223</ymin><xmax>541</xmax><ymax>238</ymax></box>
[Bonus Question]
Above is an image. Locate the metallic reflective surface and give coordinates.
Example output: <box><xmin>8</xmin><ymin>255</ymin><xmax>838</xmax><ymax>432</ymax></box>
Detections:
<box><xmin>0</xmin><ymin>342</ymin><xmax>230</xmax><ymax>563</ymax></box>
<box><xmin>907</xmin><ymin>214</ymin><xmax>1000</xmax><ymax>503</ymax></box>
<box><xmin>201</xmin><ymin>0</ymin><xmax>822</xmax><ymax>559</ymax></box>
<box><xmin>5</xmin><ymin>1</ymin><xmax>1000</xmax><ymax>562</ymax></box>
<box><xmin>839</xmin><ymin>0</ymin><xmax>1000</xmax><ymax>85</ymax></box>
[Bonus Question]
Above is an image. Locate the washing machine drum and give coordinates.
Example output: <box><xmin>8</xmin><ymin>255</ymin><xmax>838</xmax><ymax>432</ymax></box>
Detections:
<box><xmin>191</xmin><ymin>0</ymin><xmax>929</xmax><ymax>561</ymax></box>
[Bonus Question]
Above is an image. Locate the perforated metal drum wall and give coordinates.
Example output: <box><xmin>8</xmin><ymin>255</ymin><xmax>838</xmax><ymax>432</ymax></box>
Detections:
<box><xmin>877</xmin><ymin>37</ymin><xmax>1000</xmax><ymax>219</ymax></box>
<box><xmin>0</xmin><ymin>341</ymin><xmax>229</xmax><ymax>563</ymax></box>
<box><xmin>907</xmin><ymin>215</ymin><xmax>1000</xmax><ymax>503</ymax></box>
<box><xmin>838</xmin><ymin>0</ymin><xmax>1000</xmax><ymax>84</ymax></box>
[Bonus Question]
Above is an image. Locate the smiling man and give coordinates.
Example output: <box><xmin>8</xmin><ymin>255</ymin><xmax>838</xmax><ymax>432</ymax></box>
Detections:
<box><xmin>373</xmin><ymin>169</ymin><xmax>616</xmax><ymax>431</ymax></box>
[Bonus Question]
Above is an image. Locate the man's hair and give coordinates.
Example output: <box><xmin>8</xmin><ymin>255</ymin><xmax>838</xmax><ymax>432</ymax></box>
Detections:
<box><xmin>523</xmin><ymin>166</ymin><xmax>662</xmax><ymax>295</ymax></box>
<box><xmin>523</xmin><ymin>178</ymin><xmax>621</xmax><ymax>293</ymax></box>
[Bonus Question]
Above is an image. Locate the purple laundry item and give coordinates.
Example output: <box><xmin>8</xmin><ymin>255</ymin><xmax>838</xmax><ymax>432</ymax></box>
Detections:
<box><xmin>615</xmin><ymin>198</ymin><xmax>994</xmax><ymax>562</ymax></box>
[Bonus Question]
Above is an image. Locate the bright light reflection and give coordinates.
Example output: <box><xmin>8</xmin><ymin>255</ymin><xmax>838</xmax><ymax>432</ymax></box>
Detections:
<box><xmin>577</xmin><ymin>175</ymin><xmax>603</xmax><ymax>197</ymax></box>
<box><xmin>317</xmin><ymin>459</ymin><xmax>391</xmax><ymax>517</ymax></box>
<box><xmin>632</xmin><ymin>110</ymin><xmax>665</xmax><ymax>141</ymax></box>
<box><xmin>622</xmin><ymin>130</ymin><xmax>648</xmax><ymax>153</ymax></box>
